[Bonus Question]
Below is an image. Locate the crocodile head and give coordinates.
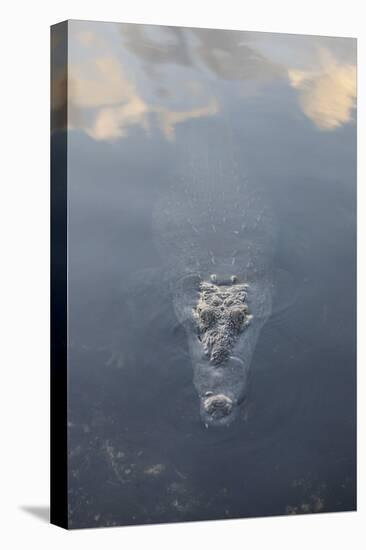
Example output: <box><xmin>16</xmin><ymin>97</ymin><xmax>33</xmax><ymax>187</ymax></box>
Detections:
<box><xmin>193</xmin><ymin>275</ymin><xmax>252</xmax><ymax>366</ymax></box>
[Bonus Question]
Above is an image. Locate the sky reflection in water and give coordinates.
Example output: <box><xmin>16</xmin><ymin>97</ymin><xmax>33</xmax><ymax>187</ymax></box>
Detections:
<box><xmin>52</xmin><ymin>22</ymin><xmax>356</xmax><ymax>140</ymax></box>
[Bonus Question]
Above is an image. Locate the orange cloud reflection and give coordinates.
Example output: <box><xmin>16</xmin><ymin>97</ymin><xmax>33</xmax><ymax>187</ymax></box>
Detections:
<box><xmin>289</xmin><ymin>59</ymin><xmax>356</xmax><ymax>130</ymax></box>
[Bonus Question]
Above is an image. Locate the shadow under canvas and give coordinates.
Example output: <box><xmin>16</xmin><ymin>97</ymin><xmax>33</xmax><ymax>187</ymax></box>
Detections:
<box><xmin>20</xmin><ymin>506</ymin><xmax>49</xmax><ymax>523</ymax></box>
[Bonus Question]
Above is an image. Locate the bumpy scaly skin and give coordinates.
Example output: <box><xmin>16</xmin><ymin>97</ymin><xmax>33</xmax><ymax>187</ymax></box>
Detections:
<box><xmin>193</xmin><ymin>278</ymin><xmax>252</xmax><ymax>366</ymax></box>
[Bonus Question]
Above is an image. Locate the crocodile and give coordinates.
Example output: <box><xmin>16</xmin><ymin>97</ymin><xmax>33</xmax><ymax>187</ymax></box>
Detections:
<box><xmin>153</xmin><ymin>129</ymin><xmax>275</xmax><ymax>426</ymax></box>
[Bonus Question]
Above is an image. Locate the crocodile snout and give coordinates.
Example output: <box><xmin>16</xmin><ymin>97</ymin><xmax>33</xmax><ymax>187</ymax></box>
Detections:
<box><xmin>201</xmin><ymin>393</ymin><xmax>236</xmax><ymax>426</ymax></box>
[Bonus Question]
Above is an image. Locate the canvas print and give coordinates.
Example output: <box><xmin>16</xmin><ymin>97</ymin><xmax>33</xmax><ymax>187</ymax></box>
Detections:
<box><xmin>51</xmin><ymin>20</ymin><xmax>357</xmax><ymax>529</ymax></box>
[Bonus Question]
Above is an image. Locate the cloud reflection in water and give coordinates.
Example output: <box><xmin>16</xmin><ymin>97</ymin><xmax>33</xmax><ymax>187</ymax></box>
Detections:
<box><xmin>51</xmin><ymin>22</ymin><xmax>356</xmax><ymax>140</ymax></box>
<box><xmin>288</xmin><ymin>58</ymin><xmax>356</xmax><ymax>130</ymax></box>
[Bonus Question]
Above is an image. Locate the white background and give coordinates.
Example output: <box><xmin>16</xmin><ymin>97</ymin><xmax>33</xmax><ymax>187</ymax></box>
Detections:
<box><xmin>0</xmin><ymin>0</ymin><xmax>363</xmax><ymax>548</ymax></box>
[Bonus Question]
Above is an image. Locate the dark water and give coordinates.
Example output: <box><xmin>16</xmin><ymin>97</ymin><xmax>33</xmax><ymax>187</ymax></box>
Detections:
<box><xmin>55</xmin><ymin>21</ymin><xmax>356</xmax><ymax>527</ymax></box>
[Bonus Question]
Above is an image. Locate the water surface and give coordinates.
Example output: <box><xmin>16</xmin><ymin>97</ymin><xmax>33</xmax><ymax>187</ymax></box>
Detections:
<box><xmin>52</xmin><ymin>21</ymin><xmax>356</xmax><ymax>527</ymax></box>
